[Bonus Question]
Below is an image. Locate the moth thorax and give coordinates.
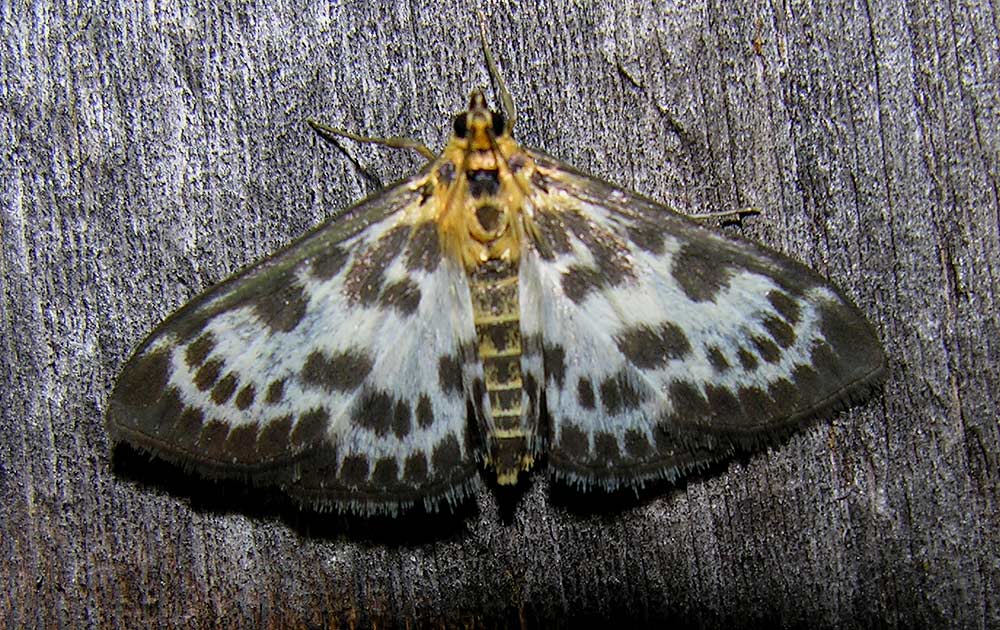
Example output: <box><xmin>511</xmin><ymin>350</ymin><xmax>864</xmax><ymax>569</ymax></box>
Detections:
<box><xmin>468</xmin><ymin>199</ymin><xmax>508</xmax><ymax>243</ymax></box>
<box><xmin>468</xmin><ymin>258</ymin><xmax>533</xmax><ymax>484</ymax></box>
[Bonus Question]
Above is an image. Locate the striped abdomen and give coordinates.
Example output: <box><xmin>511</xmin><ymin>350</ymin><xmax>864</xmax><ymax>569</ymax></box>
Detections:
<box><xmin>468</xmin><ymin>259</ymin><xmax>532</xmax><ymax>484</ymax></box>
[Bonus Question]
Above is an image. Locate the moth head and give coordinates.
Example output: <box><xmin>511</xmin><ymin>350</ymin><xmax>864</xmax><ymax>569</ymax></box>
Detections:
<box><xmin>452</xmin><ymin>90</ymin><xmax>507</xmax><ymax>149</ymax></box>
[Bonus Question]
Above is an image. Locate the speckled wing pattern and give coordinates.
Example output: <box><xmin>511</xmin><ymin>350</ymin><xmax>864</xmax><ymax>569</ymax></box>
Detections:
<box><xmin>106</xmin><ymin>167</ymin><xmax>482</xmax><ymax>515</ymax></box>
<box><xmin>520</xmin><ymin>150</ymin><xmax>885</xmax><ymax>490</ymax></box>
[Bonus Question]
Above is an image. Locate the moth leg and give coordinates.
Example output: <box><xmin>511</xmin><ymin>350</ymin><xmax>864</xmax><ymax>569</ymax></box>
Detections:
<box><xmin>307</xmin><ymin>119</ymin><xmax>435</xmax><ymax>160</ymax></box>
<box><xmin>478</xmin><ymin>9</ymin><xmax>516</xmax><ymax>133</ymax></box>
<box><xmin>680</xmin><ymin>206</ymin><xmax>760</xmax><ymax>227</ymax></box>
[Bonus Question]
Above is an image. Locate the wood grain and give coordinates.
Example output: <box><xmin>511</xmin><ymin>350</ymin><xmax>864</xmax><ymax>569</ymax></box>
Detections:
<box><xmin>1</xmin><ymin>1</ymin><xmax>997</xmax><ymax>627</ymax></box>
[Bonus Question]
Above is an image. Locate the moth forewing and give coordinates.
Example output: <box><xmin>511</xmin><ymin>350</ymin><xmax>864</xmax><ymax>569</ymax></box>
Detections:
<box><xmin>521</xmin><ymin>151</ymin><xmax>884</xmax><ymax>490</ymax></box>
<box><xmin>106</xmin><ymin>166</ymin><xmax>484</xmax><ymax>515</ymax></box>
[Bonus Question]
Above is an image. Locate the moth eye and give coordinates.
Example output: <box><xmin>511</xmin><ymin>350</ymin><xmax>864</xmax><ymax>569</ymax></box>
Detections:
<box><xmin>453</xmin><ymin>114</ymin><xmax>469</xmax><ymax>139</ymax></box>
<box><xmin>491</xmin><ymin>111</ymin><xmax>506</xmax><ymax>136</ymax></box>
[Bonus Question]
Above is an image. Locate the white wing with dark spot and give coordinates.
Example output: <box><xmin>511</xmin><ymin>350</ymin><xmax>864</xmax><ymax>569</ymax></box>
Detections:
<box><xmin>522</xmin><ymin>150</ymin><xmax>886</xmax><ymax>490</ymax></box>
<box><xmin>106</xmin><ymin>169</ymin><xmax>482</xmax><ymax>515</ymax></box>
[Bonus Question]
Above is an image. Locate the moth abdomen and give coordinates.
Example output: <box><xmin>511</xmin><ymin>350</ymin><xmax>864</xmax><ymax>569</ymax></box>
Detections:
<box><xmin>468</xmin><ymin>258</ymin><xmax>534</xmax><ymax>484</ymax></box>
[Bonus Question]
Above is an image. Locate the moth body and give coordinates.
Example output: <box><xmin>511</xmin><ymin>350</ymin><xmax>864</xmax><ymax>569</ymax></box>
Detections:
<box><xmin>435</xmin><ymin>90</ymin><xmax>544</xmax><ymax>484</ymax></box>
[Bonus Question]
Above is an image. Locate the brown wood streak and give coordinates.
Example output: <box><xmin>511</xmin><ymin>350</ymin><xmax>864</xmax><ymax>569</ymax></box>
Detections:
<box><xmin>2</xmin><ymin>1</ymin><xmax>998</xmax><ymax>628</ymax></box>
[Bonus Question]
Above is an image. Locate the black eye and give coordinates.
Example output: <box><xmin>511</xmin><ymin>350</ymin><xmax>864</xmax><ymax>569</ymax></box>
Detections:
<box><xmin>453</xmin><ymin>114</ymin><xmax>468</xmax><ymax>138</ymax></box>
<box><xmin>491</xmin><ymin>111</ymin><xmax>506</xmax><ymax>136</ymax></box>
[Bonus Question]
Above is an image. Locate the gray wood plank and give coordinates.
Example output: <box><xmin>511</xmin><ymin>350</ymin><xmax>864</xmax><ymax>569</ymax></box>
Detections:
<box><xmin>1</xmin><ymin>0</ymin><xmax>997</xmax><ymax>627</ymax></box>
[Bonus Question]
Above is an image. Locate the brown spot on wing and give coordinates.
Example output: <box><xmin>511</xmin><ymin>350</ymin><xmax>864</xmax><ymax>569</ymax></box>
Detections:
<box><xmin>521</xmin><ymin>334</ymin><xmax>542</xmax><ymax>358</ymax></box>
<box><xmin>626</xmin><ymin>221</ymin><xmax>666</xmax><ymax>255</ymax></box>
<box><xmin>117</xmin><ymin>349</ymin><xmax>171</xmax><ymax>408</ymax></box>
<box><xmin>767</xmin><ymin>378</ymin><xmax>800</xmax><ymax>419</ymax></box>
<box><xmin>352</xmin><ymin>390</ymin><xmax>393</xmax><ymax>436</ymax></box>
<box><xmin>198</xmin><ymin>419</ymin><xmax>230</xmax><ymax>460</ymax></box>
<box><xmin>524</xmin><ymin>372</ymin><xmax>540</xmax><ymax>420</ymax></box>
<box><xmin>432</xmin><ymin>434</ymin><xmax>462</xmax><ymax>473</ymax></box>
<box><xmin>265</xmin><ymin>379</ymin><xmax>285</xmax><ymax>404</ymax></box>
<box><xmin>254</xmin><ymin>283</ymin><xmax>309</xmax><ymax>333</ymax></box>
<box><xmin>257</xmin><ymin>415</ymin><xmax>293</xmax><ymax>458</ymax></box>
<box><xmin>810</xmin><ymin>341</ymin><xmax>841</xmax><ymax>381</ymax></box>
<box><xmin>624</xmin><ymin>429</ymin><xmax>652</xmax><ymax>458</ymax></box>
<box><xmin>154</xmin><ymin>389</ymin><xmax>185</xmax><ymax>432</ymax></box>
<box><xmin>211</xmin><ymin>372</ymin><xmax>239</xmax><ymax>405</ymax></box>
<box><xmin>437</xmin><ymin>354</ymin><xmax>463</xmax><ymax>395</ymax></box>
<box><xmin>471</xmin><ymin>378</ymin><xmax>487</xmax><ymax>422</ymax></box>
<box><xmin>737</xmin><ymin>347</ymin><xmax>758</xmax><ymax>371</ymax></box>
<box><xmin>378</xmin><ymin>278</ymin><xmax>421</xmax><ymax>315</ymax></box>
<box><xmin>673</xmin><ymin>242</ymin><xmax>732</xmax><ymax>302</ymax></box>
<box><xmin>194</xmin><ymin>359</ymin><xmax>223</xmax><ymax>392</ymax></box>
<box><xmin>737</xmin><ymin>386</ymin><xmax>770</xmax><ymax>418</ymax></box>
<box><xmin>391</xmin><ymin>400</ymin><xmax>411</xmax><ymax>439</ymax></box>
<box><xmin>416</xmin><ymin>394</ymin><xmax>433</xmax><ymax>428</ymax></box>
<box><xmin>343</xmin><ymin>225</ymin><xmax>410</xmax><ymax>305</ymax></box>
<box><xmin>791</xmin><ymin>363</ymin><xmax>822</xmax><ymax>403</ymax></box>
<box><xmin>225</xmin><ymin>424</ymin><xmax>258</xmax><ymax>460</ymax></box>
<box><xmin>818</xmin><ymin>301</ymin><xmax>883</xmax><ymax>370</ymax></box>
<box><xmin>404</xmin><ymin>452</ymin><xmax>428</xmax><ymax>483</ymax></box>
<box><xmin>302</xmin><ymin>349</ymin><xmax>372</xmax><ymax>392</ymax></box>
<box><xmin>558</xmin><ymin>423</ymin><xmax>588</xmax><ymax>459</ymax></box>
<box><xmin>616</xmin><ymin>322</ymin><xmax>691</xmax><ymax>369</ymax></box>
<box><xmin>751</xmin><ymin>335</ymin><xmax>782</xmax><ymax>364</ymax></box>
<box><xmin>768</xmin><ymin>289</ymin><xmax>801</xmax><ymax>325</ymax></box>
<box><xmin>310</xmin><ymin>246</ymin><xmax>350</xmax><ymax>280</ymax></box>
<box><xmin>175</xmin><ymin>404</ymin><xmax>205</xmax><ymax>437</ymax></box>
<box><xmin>405</xmin><ymin>222</ymin><xmax>441</xmax><ymax>273</ymax></box>
<box><xmin>234</xmin><ymin>384</ymin><xmax>255</xmax><ymax>410</ymax></box>
<box><xmin>763</xmin><ymin>315</ymin><xmax>796</xmax><ymax>348</ymax></box>
<box><xmin>586</xmin><ymin>236</ymin><xmax>634</xmax><ymax>287</ymax></box>
<box><xmin>668</xmin><ymin>381</ymin><xmax>710</xmax><ymax>418</ymax></box>
<box><xmin>594</xmin><ymin>433</ymin><xmax>621</xmax><ymax>464</ymax></box>
<box><xmin>599</xmin><ymin>371</ymin><xmax>643</xmax><ymax>415</ymax></box>
<box><xmin>533</xmin><ymin>210</ymin><xmax>572</xmax><ymax>259</ymax></box>
<box><xmin>292</xmin><ymin>407</ymin><xmax>329</xmax><ymax>446</ymax></box>
<box><xmin>340</xmin><ymin>454</ymin><xmax>370</xmax><ymax>485</ymax></box>
<box><xmin>704</xmin><ymin>385</ymin><xmax>742</xmax><ymax>423</ymax></box>
<box><xmin>577</xmin><ymin>377</ymin><xmax>595</xmax><ymax>409</ymax></box>
<box><xmin>561</xmin><ymin>265</ymin><xmax>603</xmax><ymax>304</ymax></box>
<box><xmin>706</xmin><ymin>346</ymin><xmax>730</xmax><ymax>372</ymax></box>
<box><xmin>185</xmin><ymin>333</ymin><xmax>215</xmax><ymax>369</ymax></box>
<box><xmin>560</xmin><ymin>210</ymin><xmax>635</xmax><ymax>284</ymax></box>
<box><xmin>372</xmin><ymin>457</ymin><xmax>400</xmax><ymax>488</ymax></box>
<box><xmin>543</xmin><ymin>344</ymin><xmax>566</xmax><ymax>388</ymax></box>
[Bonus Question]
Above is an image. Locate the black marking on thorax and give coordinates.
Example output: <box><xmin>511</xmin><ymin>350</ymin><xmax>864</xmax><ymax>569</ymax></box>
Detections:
<box><xmin>467</xmin><ymin>169</ymin><xmax>500</xmax><ymax>198</ymax></box>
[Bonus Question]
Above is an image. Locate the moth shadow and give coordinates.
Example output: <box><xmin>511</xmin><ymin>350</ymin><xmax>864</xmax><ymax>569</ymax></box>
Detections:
<box><xmin>282</xmin><ymin>500</ymin><xmax>477</xmax><ymax>546</ymax></box>
<box><xmin>546</xmin><ymin>460</ymin><xmax>738</xmax><ymax>515</ymax></box>
<box><xmin>110</xmin><ymin>444</ymin><xmax>476</xmax><ymax>545</ymax></box>
<box><xmin>547</xmin><ymin>479</ymin><xmax>676</xmax><ymax>515</ymax></box>
<box><xmin>482</xmin><ymin>472</ymin><xmax>536</xmax><ymax>525</ymax></box>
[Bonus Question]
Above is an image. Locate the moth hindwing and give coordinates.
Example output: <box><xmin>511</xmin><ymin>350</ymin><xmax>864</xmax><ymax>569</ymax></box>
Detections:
<box><xmin>107</xmin><ymin>57</ymin><xmax>884</xmax><ymax>518</ymax></box>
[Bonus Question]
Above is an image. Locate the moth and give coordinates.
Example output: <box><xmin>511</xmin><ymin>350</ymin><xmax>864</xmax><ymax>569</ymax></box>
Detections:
<box><xmin>106</xmin><ymin>30</ymin><xmax>885</xmax><ymax>516</ymax></box>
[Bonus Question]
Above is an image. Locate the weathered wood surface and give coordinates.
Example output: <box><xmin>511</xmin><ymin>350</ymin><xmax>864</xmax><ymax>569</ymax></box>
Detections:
<box><xmin>2</xmin><ymin>1</ymin><xmax>997</xmax><ymax>627</ymax></box>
